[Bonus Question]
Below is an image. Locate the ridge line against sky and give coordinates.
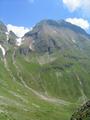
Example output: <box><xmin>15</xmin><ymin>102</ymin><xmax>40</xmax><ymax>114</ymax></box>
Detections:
<box><xmin>0</xmin><ymin>0</ymin><xmax>90</xmax><ymax>36</ymax></box>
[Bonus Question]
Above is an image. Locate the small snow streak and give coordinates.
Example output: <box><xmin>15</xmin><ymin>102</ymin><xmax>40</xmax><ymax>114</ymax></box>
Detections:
<box><xmin>0</xmin><ymin>44</ymin><xmax>6</xmax><ymax>56</ymax></box>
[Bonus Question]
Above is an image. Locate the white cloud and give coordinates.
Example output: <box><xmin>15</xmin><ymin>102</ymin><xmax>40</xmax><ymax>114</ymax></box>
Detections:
<box><xmin>62</xmin><ymin>0</ymin><xmax>90</xmax><ymax>15</ymax></box>
<box><xmin>63</xmin><ymin>0</ymin><xmax>81</xmax><ymax>12</ymax></box>
<box><xmin>7</xmin><ymin>24</ymin><xmax>30</xmax><ymax>37</ymax></box>
<box><xmin>66</xmin><ymin>18</ymin><xmax>90</xmax><ymax>30</ymax></box>
<box><xmin>80</xmin><ymin>0</ymin><xmax>90</xmax><ymax>15</ymax></box>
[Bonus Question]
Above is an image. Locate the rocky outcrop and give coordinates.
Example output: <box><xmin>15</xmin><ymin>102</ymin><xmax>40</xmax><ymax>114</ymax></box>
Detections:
<box><xmin>71</xmin><ymin>100</ymin><xmax>90</xmax><ymax>120</ymax></box>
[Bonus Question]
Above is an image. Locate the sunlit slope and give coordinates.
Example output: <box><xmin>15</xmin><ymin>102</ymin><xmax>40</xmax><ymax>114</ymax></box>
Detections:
<box><xmin>0</xmin><ymin>45</ymin><xmax>89</xmax><ymax>120</ymax></box>
<box><xmin>0</xmin><ymin>19</ymin><xmax>90</xmax><ymax>120</ymax></box>
<box><xmin>0</xmin><ymin>53</ymin><xmax>74</xmax><ymax>120</ymax></box>
<box><xmin>13</xmin><ymin>47</ymin><xmax>90</xmax><ymax>102</ymax></box>
<box><xmin>0</xmin><ymin>48</ymin><xmax>90</xmax><ymax>120</ymax></box>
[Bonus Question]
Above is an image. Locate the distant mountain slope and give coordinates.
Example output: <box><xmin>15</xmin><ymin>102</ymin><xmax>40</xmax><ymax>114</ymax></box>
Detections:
<box><xmin>0</xmin><ymin>19</ymin><xmax>90</xmax><ymax>120</ymax></box>
<box><xmin>23</xmin><ymin>19</ymin><xmax>90</xmax><ymax>54</ymax></box>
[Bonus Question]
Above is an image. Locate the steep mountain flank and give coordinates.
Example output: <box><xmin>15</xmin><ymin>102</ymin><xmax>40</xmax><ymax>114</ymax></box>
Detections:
<box><xmin>22</xmin><ymin>20</ymin><xmax>90</xmax><ymax>54</ymax></box>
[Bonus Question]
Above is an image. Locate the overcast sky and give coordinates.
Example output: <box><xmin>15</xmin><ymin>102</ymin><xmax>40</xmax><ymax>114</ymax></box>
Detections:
<box><xmin>0</xmin><ymin>0</ymin><xmax>90</xmax><ymax>37</ymax></box>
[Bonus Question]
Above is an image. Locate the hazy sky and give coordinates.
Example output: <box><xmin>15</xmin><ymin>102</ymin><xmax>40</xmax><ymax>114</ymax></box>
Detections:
<box><xmin>0</xmin><ymin>0</ymin><xmax>90</xmax><ymax>35</ymax></box>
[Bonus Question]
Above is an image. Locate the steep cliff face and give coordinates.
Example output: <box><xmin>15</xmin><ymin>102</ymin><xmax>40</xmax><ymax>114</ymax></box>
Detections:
<box><xmin>8</xmin><ymin>31</ymin><xmax>17</xmax><ymax>45</ymax></box>
<box><xmin>0</xmin><ymin>21</ymin><xmax>7</xmax><ymax>44</ymax></box>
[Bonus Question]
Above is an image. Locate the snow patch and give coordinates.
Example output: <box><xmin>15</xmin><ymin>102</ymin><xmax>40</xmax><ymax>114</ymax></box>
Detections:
<box><xmin>5</xmin><ymin>32</ymin><xmax>9</xmax><ymax>41</ymax></box>
<box><xmin>53</xmin><ymin>30</ymin><xmax>57</xmax><ymax>34</ymax></box>
<box><xmin>72</xmin><ymin>39</ymin><xmax>76</xmax><ymax>43</ymax></box>
<box><xmin>0</xmin><ymin>44</ymin><xmax>6</xmax><ymax>56</ymax></box>
<box><xmin>29</xmin><ymin>40</ymin><xmax>35</xmax><ymax>50</ymax></box>
<box><xmin>16</xmin><ymin>38</ymin><xmax>22</xmax><ymax>46</ymax></box>
<box><xmin>7</xmin><ymin>25</ymin><xmax>33</xmax><ymax>46</ymax></box>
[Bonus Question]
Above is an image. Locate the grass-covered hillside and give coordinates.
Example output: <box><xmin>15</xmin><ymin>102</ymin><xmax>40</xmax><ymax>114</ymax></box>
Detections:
<box><xmin>0</xmin><ymin>19</ymin><xmax>90</xmax><ymax>120</ymax></box>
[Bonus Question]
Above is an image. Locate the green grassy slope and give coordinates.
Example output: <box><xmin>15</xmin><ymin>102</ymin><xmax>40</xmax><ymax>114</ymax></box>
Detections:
<box><xmin>0</xmin><ymin>45</ymin><xmax>90</xmax><ymax>120</ymax></box>
<box><xmin>0</xmin><ymin>19</ymin><xmax>90</xmax><ymax>119</ymax></box>
<box><xmin>0</xmin><ymin>53</ymin><xmax>73</xmax><ymax>120</ymax></box>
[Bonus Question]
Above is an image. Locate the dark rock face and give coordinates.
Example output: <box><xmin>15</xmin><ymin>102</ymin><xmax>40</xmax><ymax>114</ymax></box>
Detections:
<box><xmin>8</xmin><ymin>31</ymin><xmax>17</xmax><ymax>45</ymax></box>
<box><xmin>0</xmin><ymin>21</ymin><xmax>18</xmax><ymax>46</ymax></box>
<box><xmin>19</xmin><ymin>47</ymin><xmax>31</xmax><ymax>55</ymax></box>
<box><xmin>71</xmin><ymin>100</ymin><xmax>90</xmax><ymax>120</ymax></box>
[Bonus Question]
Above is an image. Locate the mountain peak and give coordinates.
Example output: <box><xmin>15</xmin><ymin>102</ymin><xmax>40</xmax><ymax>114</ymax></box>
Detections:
<box><xmin>31</xmin><ymin>19</ymin><xmax>89</xmax><ymax>37</ymax></box>
<box><xmin>23</xmin><ymin>19</ymin><xmax>90</xmax><ymax>54</ymax></box>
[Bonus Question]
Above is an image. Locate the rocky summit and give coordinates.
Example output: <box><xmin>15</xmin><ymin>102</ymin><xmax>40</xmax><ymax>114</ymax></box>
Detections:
<box><xmin>0</xmin><ymin>19</ymin><xmax>90</xmax><ymax>120</ymax></box>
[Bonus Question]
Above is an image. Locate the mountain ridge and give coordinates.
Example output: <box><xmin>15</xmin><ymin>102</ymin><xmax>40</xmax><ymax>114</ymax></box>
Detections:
<box><xmin>22</xmin><ymin>19</ymin><xmax>90</xmax><ymax>55</ymax></box>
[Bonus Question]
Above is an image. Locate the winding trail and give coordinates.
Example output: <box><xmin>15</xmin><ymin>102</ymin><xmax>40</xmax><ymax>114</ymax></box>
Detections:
<box><xmin>75</xmin><ymin>73</ymin><xmax>87</xmax><ymax>102</ymax></box>
<box><xmin>11</xmin><ymin>49</ymin><xmax>72</xmax><ymax>106</ymax></box>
